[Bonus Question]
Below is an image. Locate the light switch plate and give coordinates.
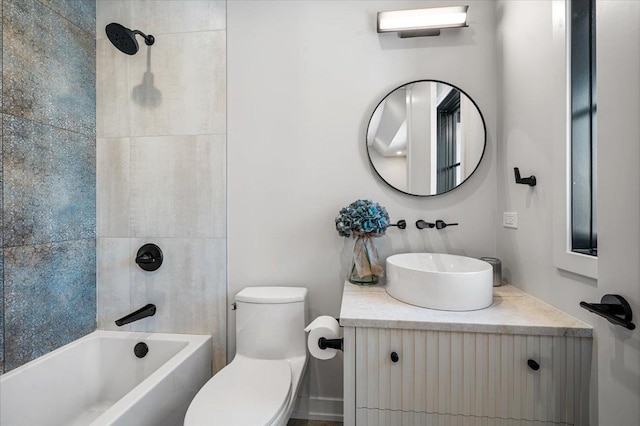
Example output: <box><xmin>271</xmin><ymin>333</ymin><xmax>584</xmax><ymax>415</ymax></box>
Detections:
<box><xmin>503</xmin><ymin>212</ymin><xmax>518</xmax><ymax>229</ymax></box>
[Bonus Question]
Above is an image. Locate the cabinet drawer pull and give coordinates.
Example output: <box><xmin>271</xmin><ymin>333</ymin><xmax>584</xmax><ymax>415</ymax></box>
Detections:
<box><xmin>527</xmin><ymin>359</ymin><xmax>540</xmax><ymax>371</ymax></box>
<box><xmin>390</xmin><ymin>352</ymin><xmax>399</xmax><ymax>363</ymax></box>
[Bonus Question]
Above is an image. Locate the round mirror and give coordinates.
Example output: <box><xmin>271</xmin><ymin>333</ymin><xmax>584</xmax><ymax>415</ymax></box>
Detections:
<box><xmin>366</xmin><ymin>80</ymin><xmax>486</xmax><ymax>196</ymax></box>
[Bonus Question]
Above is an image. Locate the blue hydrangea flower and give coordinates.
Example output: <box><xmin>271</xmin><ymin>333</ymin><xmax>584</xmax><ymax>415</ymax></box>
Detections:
<box><xmin>334</xmin><ymin>200</ymin><xmax>390</xmax><ymax>237</ymax></box>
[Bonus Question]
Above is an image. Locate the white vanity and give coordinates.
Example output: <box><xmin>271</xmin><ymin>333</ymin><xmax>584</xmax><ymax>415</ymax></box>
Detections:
<box><xmin>339</xmin><ymin>283</ymin><xmax>593</xmax><ymax>425</ymax></box>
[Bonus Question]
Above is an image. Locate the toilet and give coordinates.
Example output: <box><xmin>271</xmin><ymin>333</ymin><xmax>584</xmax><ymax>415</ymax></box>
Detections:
<box><xmin>184</xmin><ymin>286</ymin><xmax>308</xmax><ymax>426</ymax></box>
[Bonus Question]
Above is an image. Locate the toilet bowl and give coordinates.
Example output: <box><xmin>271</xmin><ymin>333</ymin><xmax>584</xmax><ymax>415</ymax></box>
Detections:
<box><xmin>184</xmin><ymin>287</ymin><xmax>308</xmax><ymax>426</ymax></box>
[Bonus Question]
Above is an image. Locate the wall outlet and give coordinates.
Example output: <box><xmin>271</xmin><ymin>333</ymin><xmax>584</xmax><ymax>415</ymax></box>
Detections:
<box><xmin>503</xmin><ymin>212</ymin><xmax>518</xmax><ymax>229</ymax></box>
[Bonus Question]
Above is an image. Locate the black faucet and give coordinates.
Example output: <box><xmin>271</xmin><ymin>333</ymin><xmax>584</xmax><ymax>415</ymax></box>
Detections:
<box><xmin>115</xmin><ymin>304</ymin><xmax>156</xmax><ymax>326</ymax></box>
<box><xmin>435</xmin><ymin>220</ymin><xmax>459</xmax><ymax>230</ymax></box>
<box><xmin>416</xmin><ymin>220</ymin><xmax>435</xmax><ymax>229</ymax></box>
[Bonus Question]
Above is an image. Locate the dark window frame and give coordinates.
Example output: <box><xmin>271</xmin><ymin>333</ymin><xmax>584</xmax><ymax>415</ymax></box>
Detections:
<box><xmin>436</xmin><ymin>90</ymin><xmax>461</xmax><ymax>193</ymax></box>
<box><xmin>570</xmin><ymin>0</ymin><xmax>597</xmax><ymax>256</ymax></box>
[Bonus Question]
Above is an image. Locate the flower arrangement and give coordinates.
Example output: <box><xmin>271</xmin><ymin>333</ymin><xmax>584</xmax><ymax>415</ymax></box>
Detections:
<box><xmin>335</xmin><ymin>199</ymin><xmax>390</xmax><ymax>284</ymax></box>
<box><xmin>335</xmin><ymin>199</ymin><xmax>390</xmax><ymax>238</ymax></box>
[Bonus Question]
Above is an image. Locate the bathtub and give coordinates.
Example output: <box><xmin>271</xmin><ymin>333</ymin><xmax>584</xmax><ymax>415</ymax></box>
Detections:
<box><xmin>0</xmin><ymin>330</ymin><xmax>212</xmax><ymax>426</ymax></box>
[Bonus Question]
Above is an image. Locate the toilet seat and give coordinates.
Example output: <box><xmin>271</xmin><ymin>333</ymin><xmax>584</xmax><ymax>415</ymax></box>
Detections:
<box><xmin>184</xmin><ymin>356</ymin><xmax>292</xmax><ymax>426</ymax></box>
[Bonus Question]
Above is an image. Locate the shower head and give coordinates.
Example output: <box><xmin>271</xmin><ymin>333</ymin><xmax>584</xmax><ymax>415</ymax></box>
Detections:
<box><xmin>106</xmin><ymin>23</ymin><xmax>154</xmax><ymax>55</ymax></box>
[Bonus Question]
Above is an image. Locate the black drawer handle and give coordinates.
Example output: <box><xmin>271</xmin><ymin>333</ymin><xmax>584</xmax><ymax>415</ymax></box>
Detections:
<box><xmin>390</xmin><ymin>352</ymin><xmax>399</xmax><ymax>363</ymax></box>
<box><xmin>527</xmin><ymin>359</ymin><xmax>540</xmax><ymax>371</ymax></box>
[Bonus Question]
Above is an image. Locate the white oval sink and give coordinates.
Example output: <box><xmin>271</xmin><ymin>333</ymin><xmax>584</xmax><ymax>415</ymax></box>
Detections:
<box><xmin>386</xmin><ymin>253</ymin><xmax>493</xmax><ymax>311</ymax></box>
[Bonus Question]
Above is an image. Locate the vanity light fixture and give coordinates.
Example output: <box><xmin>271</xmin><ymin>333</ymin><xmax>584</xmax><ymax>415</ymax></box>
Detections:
<box><xmin>377</xmin><ymin>6</ymin><xmax>469</xmax><ymax>38</ymax></box>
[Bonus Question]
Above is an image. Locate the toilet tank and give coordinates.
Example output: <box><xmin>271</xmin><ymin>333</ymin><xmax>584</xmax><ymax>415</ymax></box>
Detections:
<box><xmin>235</xmin><ymin>287</ymin><xmax>308</xmax><ymax>360</ymax></box>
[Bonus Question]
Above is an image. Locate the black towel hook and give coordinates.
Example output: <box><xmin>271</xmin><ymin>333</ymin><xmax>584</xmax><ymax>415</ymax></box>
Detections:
<box><xmin>514</xmin><ymin>167</ymin><xmax>537</xmax><ymax>187</ymax></box>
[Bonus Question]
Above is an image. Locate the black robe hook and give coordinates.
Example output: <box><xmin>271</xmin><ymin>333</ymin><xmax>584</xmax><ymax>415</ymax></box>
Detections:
<box><xmin>514</xmin><ymin>167</ymin><xmax>536</xmax><ymax>187</ymax></box>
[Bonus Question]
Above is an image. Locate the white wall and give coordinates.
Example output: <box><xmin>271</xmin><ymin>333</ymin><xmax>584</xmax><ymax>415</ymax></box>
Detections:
<box><xmin>96</xmin><ymin>0</ymin><xmax>228</xmax><ymax>372</ymax></box>
<box><xmin>461</xmin><ymin>95</ymin><xmax>485</xmax><ymax>179</ymax></box>
<box><xmin>228</xmin><ymin>0</ymin><xmax>497</xmax><ymax>419</ymax></box>
<box><xmin>496</xmin><ymin>1</ymin><xmax>640</xmax><ymax>424</ymax></box>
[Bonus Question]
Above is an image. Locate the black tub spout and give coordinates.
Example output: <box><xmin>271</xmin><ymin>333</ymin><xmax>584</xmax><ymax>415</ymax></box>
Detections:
<box><xmin>115</xmin><ymin>304</ymin><xmax>156</xmax><ymax>326</ymax></box>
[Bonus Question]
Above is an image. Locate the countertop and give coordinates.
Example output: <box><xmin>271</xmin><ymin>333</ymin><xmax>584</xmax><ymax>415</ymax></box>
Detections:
<box><xmin>339</xmin><ymin>282</ymin><xmax>593</xmax><ymax>337</ymax></box>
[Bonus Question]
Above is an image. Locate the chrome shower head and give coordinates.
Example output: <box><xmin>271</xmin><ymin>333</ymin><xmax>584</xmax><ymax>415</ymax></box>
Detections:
<box><xmin>106</xmin><ymin>23</ymin><xmax>154</xmax><ymax>55</ymax></box>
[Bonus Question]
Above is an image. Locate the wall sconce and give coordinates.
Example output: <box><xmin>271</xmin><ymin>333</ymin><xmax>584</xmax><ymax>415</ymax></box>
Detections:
<box><xmin>377</xmin><ymin>5</ymin><xmax>469</xmax><ymax>38</ymax></box>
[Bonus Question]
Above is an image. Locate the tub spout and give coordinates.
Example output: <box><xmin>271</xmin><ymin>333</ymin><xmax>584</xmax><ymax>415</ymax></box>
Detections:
<box><xmin>115</xmin><ymin>304</ymin><xmax>156</xmax><ymax>326</ymax></box>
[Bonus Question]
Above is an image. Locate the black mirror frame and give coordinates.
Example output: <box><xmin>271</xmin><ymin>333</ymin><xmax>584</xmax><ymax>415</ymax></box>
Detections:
<box><xmin>366</xmin><ymin>79</ymin><xmax>487</xmax><ymax>197</ymax></box>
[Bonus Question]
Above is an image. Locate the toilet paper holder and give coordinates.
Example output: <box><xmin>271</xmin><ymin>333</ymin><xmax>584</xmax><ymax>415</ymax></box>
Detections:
<box><xmin>318</xmin><ymin>337</ymin><xmax>343</xmax><ymax>352</ymax></box>
<box><xmin>305</xmin><ymin>316</ymin><xmax>344</xmax><ymax>356</ymax></box>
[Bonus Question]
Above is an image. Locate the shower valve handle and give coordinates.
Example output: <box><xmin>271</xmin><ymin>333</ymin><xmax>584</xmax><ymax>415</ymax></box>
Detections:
<box><xmin>135</xmin><ymin>244</ymin><xmax>163</xmax><ymax>271</ymax></box>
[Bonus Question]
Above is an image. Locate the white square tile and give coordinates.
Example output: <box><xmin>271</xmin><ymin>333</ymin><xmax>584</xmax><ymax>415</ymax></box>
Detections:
<box><xmin>97</xmin><ymin>137</ymin><xmax>131</xmax><ymax>237</ymax></box>
<box><xmin>97</xmin><ymin>39</ymin><xmax>131</xmax><ymax>137</ymax></box>
<box><xmin>132</xmin><ymin>0</ymin><xmax>226</xmax><ymax>34</ymax></box>
<box><xmin>130</xmin><ymin>134</ymin><xmax>226</xmax><ymax>238</ymax></box>
<box><xmin>129</xmin><ymin>31</ymin><xmax>226</xmax><ymax>136</ymax></box>
<box><xmin>97</xmin><ymin>238</ymin><xmax>132</xmax><ymax>331</ymax></box>
<box><xmin>129</xmin><ymin>238</ymin><xmax>227</xmax><ymax>343</ymax></box>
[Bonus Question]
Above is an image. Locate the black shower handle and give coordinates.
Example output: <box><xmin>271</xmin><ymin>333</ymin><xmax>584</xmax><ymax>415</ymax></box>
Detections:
<box><xmin>135</xmin><ymin>244</ymin><xmax>163</xmax><ymax>271</ymax></box>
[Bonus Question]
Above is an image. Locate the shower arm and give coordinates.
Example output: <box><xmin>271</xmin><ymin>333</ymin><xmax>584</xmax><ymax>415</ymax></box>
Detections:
<box><xmin>132</xmin><ymin>30</ymin><xmax>155</xmax><ymax>46</ymax></box>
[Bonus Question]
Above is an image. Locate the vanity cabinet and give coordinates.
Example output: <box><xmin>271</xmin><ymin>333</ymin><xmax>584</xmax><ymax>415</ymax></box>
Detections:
<box><xmin>345</xmin><ymin>327</ymin><xmax>591</xmax><ymax>425</ymax></box>
<box><xmin>340</xmin><ymin>284</ymin><xmax>593</xmax><ymax>426</ymax></box>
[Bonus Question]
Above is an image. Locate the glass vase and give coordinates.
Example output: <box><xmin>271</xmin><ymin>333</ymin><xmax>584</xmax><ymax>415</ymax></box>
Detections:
<box><xmin>348</xmin><ymin>235</ymin><xmax>383</xmax><ymax>285</ymax></box>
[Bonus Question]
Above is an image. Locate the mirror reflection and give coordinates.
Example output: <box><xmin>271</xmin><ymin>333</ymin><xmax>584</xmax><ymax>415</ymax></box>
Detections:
<box><xmin>366</xmin><ymin>80</ymin><xmax>486</xmax><ymax>196</ymax></box>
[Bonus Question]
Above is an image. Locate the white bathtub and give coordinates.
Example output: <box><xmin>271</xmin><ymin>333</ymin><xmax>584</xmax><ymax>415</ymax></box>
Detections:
<box><xmin>0</xmin><ymin>330</ymin><xmax>212</xmax><ymax>426</ymax></box>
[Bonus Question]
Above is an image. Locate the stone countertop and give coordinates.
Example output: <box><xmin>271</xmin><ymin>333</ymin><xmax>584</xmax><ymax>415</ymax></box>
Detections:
<box><xmin>339</xmin><ymin>282</ymin><xmax>593</xmax><ymax>337</ymax></box>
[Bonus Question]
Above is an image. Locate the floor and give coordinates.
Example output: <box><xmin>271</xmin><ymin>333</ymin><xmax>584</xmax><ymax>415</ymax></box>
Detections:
<box><xmin>287</xmin><ymin>420</ymin><xmax>343</xmax><ymax>426</ymax></box>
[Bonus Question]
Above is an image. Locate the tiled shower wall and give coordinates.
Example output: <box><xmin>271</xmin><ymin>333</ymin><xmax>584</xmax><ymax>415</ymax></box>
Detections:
<box><xmin>0</xmin><ymin>0</ymin><xmax>97</xmax><ymax>373</ymax></box>
<box><xmin>96</xmin><ymin>1</ymin><xmax>227</xmax><ymax>372</ymax></box>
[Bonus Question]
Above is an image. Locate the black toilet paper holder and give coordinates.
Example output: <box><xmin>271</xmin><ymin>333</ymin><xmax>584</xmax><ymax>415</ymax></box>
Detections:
<box><xmin>318</xmin><ymin>337</ymin><xmax>344</xmax><ymax>352</ymax></box>
<box><xmin>309</xmin><ymin>316</ymin><xmax>344</xmax><ymax>352</ymax></box>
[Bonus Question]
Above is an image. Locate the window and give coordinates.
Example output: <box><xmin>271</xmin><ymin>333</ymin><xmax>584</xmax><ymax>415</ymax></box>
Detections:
<box><xmin>436</xmin><ymin>90</ymin><xmax>461</xmax><ymax>193</ymax></box>
<box><xmin>570</xmin><ymin>0</ymin><xmax>597</xmax><ymax>256</ymax></box>
<box><xmin>552</xmin><ymin>0</ymin><xmax>597</xmax><ymax>279</ymax></box>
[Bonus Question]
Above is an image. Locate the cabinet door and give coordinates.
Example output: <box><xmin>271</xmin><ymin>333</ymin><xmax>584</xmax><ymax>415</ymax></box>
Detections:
<box><xmin>355</xmin><ymin>328</ymin><xmax>591</xmax><ymax>424</ymax></box>
<box><xmin>356</xmin><ymin>408</ymin><xmax>574</xmax><ymax>426</ymax></box>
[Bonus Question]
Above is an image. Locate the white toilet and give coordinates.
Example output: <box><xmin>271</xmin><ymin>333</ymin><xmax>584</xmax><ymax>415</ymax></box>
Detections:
<box><xmin>184</xmin><ymin>286</ymin><xmax>308</xmax><ymax>426</ymax></box>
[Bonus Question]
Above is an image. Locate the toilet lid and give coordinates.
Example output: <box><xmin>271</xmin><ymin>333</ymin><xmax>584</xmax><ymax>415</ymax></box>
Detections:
<box><xmin>184</xmin><ymin>356</ymin><xmax>292</xmax><ymax>426</ymax></box>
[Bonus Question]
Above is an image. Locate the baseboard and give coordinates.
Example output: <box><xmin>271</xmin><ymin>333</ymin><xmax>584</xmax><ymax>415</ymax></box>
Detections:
<box><xmin>290</xmin><ymin>396</ymin><xmax>344</xmax><ymax>422</ymax></box>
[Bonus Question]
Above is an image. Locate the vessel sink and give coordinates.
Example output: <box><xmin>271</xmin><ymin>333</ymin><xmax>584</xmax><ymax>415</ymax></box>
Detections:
<box><xmin>386</xmin><ymin>253</ymin><xmax>493</xmax><ymax>311</ymax></box>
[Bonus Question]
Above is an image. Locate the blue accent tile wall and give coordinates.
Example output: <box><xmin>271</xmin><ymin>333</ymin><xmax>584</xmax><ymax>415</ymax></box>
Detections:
<box><xmin>1</xmin><ymin>0</ymin><xmax>96</xmax><ymax>373</ymax></box>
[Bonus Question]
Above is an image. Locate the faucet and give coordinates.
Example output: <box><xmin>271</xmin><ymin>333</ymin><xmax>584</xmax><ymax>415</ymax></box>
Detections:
<box><xmin>416</xmin><ymin>220</ymin><xmax>435</xmax><ymax>229</ymax></box>
<box><xmin>435</xmin><ymin>220</ymin><xmax>459</xmax><ymax>230</ymax></box>
<box><xmin>115</xmin><ymin>304</ymin><xmax>156</xmax><ymax>326</ymax></box>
